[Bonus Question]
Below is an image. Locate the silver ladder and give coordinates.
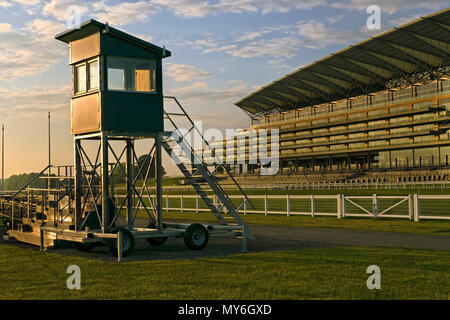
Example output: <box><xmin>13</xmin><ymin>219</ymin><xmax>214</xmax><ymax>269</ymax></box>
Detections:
<box><xmin>162</xmin><ymin>96</ymin><xmax>254</xmax><ymax>239</ymax></box>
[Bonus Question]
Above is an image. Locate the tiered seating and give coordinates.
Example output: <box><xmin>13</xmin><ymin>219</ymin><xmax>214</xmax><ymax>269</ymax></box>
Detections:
<box><xmin>217</xmin><ymin>169</ymin><xmax>450</xmax><ymax>186</ymax></box>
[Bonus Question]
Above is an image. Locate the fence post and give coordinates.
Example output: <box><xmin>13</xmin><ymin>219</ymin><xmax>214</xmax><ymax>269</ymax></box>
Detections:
<box><xmin>342</xmin><ymin>194</ymin><xmax>346</xmax><ymax>218</ymax></box>
<box><xmin>286</xmin><ymin>194</ymin><xmax>290</xmax><ymax>217</ymax></box>
<box><xmin>166</xmin><ymin>194</ymin><xmax>169</xmax><ymax>212</ymax></box>
<box><xmin>264</xmin><ymin>193</ymin><xmax>268</xmax><ymax>216</ymax></box>
<box><xmin>408</xmin><ymin>194</ymin><xmax>413</xmax><ymax>220</ymax></box>
<box><xmin>180</xmin><ymin>194</ymin><xmax>184</xmax><ymax>213</ymax></box>
<box><xmin>413</xmin><ymin>194</ymin><xmax>420</xmax><ymax>222</ymax></box>
<box><xmin>338</xmin><ymin>194</ymin><xmax>346</xmax><ymax>219</ymax></box>
<box><xmin>337</xmin><ymin>194</ymin><xmax>341</xmax><ymax>218</ymax></box>
<box><xmin>372</xmin><ymin>194</ymin><xmax>378</xmax><ymax>219</ymax></box>
<box><xmin>311</xmin><ymin>195</ymin><xmax>315</xmax><ymax>217</ymax></box>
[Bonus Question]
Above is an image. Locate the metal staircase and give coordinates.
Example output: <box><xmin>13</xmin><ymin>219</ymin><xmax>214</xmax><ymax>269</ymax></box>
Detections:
<box><xmin>162</xmin><ymin>96</ymin><xmax>255</xmax><ymax>239</ymax></box>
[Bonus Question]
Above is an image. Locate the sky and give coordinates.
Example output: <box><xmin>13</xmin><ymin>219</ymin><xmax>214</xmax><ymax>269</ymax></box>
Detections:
<box><xmin>0</xmin><ymin>0</ymin><xmax>448</xmax><ymax>178</ymax></box>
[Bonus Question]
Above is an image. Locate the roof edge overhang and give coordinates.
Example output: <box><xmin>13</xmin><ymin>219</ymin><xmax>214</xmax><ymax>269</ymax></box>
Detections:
<box><xmin>55</xmin><ymin>19</ymin><xmax>171</xmax><ymax>58</ymax></box>
<box><xmin>234</xmin><ymin>7</ymin><xmax>450</xmax><ymax>117</ymax></box>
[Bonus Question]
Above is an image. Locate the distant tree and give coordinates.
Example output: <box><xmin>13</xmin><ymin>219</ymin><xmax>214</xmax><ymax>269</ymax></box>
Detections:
<box><xmin>110</xmin><ymin>165</ymin><xmax>126</xmax><ymax>185</ymax></box>
<box><xmin>137</xmin><ymin>154</ymin><xmax>166</xmax><ymax>179</ymax></box>
<box><xmin>109</xmin><ymin>155</ymin><xmax>166</xmax><ymax>186</ymax></box>
<box><xmin>4</xmin><ymin>172</ymin><xmax>56</xmax><ymax>191</ymax></box>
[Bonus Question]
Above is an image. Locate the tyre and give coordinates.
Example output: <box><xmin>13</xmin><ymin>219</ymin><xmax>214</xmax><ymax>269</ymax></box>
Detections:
<box><xmin>145</xmin><ymin>222</ymin><xmax>168</xmax><ymax>247</ymax></box>
<box><xmin>184</xmin><ymin>223</ymin><xmax>209</xmax><ymax>250</ymax></box>
<box><xmin>73</xmin><ymin>242</ymin><xmax>99</xmax><ymax>252</ymax></box>
<box><xmin>107</xmin><ymin>228</ymin><xmax>135</xmax><ymax>257</ymax></box>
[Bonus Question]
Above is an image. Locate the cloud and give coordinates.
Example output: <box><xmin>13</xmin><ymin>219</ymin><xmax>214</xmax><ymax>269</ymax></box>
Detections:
<box><xmin>0</xmin><ymin>1</ymin><xmax>13</xmax><ymax>7</ymax></box>
<box><xmin>327</xmin><ymin>14</ymin><xmax>344</xmax><ymax>24</ymax></box>
<box><xmin>42</xmin><ymin>0</ymin><xmax>89</xmax><ymax>22</ymax></box>
<box><xmin>23</xmin><ymin>18</ymin><xmax>67</xmax><ymax>40</ymax></box>
<box><xmin>164</xmin><ymin>80</ymin><xmax>252</xmax><ymax>131</ymax></box>
<box><xmin>41</xmin><ymin>0</ymin><xmax>158</xmax><ymax>26</ymax></box>
<box><xmin>266</xmin><ymin>59</ymin><xmax>292</xmax><ymax>70</ymax></box>
<box><xmin>180</xmin><ymin>37</ymin><xmax>220</xmax><ymax>50</ymax></box>
<box><xmin>166</xmin><ymin>63</ymin><xmax>211</xmax><ymax>82</ymax></box>
<box><xmin>166</xmin><ymin>81</ymin><xmax>251</xmax><ymax>104</ymax></box>
<box><xmin>234</xmin><ymin>31</ymin><xmax>264</xmax><ymax>42</ymax></box>
<box><xmin>11</xmin><ymin>0</ymin><xmax>43</xmax><ymax>5</ymax></box>
<box><xmin>93</xmin><ymin>0</ymin><xmax>158</xmax><ymax>26</ymax></box>
<box><xmin>389</xmin><ymin>14</ymin><xmax>422</xmax><ymax>27</ymax></box>
<box><xmin>0</xmin><ymin>85</ymin><xmax>71</xmax><ymax>119</ymax></box>
<box><xmin>330</xmin><ymin>0</ymin><xmax>445</xmax><ymax>14</ymax></box>
<box><xmin>151</xmin><ymin>0</ymin><xmax>325</xmax><ymax>18</ymax></box>
<box><xmin>0</xmin><ymin>23</ymin><xmax>13</xmax><ymax>33</ymax></box>
<box><xmin>199</xmin><ymin>18</ymin><xmax>363</xmax><ymax>59</ymax></box>
<box><xmin>225</xmin><ymin>37</ymin><xmax>303</xmax><ymax>58</ymax></box>
<box><xmin>0</xmin><ymin>20</ymin><xmax>67</xmax><ymax>80</ymax></box>
<box><xmin>296</xmin><ymin>20</ymin><xmax>362</xmax><ymax>49</ymax></box>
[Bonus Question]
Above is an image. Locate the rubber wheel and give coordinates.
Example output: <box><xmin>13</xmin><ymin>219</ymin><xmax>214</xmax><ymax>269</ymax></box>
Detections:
<box><xmin>145</xmin><ymin>222</ymin><xmax>168</xmax><ymax>247</ymax></box>
<box><xmin>107</xmin><ymin>228</ymin><xmax>135</xmax><ymax>257</ymax></box>
<box><xmin>184</xmin><ymin>223</ymin><xmax>209</xmax><ymax>250</ymax></box>
<box><xmin>74</xmin><ymin>242</ymin><xmax>97</xmax><ymax>252</ymax></box>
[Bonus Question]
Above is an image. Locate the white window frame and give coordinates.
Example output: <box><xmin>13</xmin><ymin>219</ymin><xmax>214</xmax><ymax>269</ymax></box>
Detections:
<box><xmin>75</xmin><ymin>62</ymin><xmax>87</xmax><ymax>94</ymax></box>
<box><xmin>74</xmin><ymin>58</ymin><xmax>100</xmax><ymax>96</ymax></box>
<box><xmin>107</xmin><ymin>56</ymin><xmax>157</xmax><ymax>94</ymax></box>
<box><xmin>87</xmin><ymin>58</ymin><xmax>99</xmax><ymax>91</ymax></box>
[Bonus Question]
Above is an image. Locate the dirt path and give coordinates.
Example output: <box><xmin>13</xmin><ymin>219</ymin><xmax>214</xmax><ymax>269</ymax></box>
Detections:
<box><xmin>1</xmin><ymin>221</ymin><xmax>449</xmax><ymax>262</ymax></box>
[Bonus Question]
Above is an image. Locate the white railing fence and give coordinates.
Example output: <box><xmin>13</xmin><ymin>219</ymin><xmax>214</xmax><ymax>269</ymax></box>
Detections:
<box><xmin>116</xmin><ymin>193</ymin><xmax>450</xmax><ymax>221</ymax></box>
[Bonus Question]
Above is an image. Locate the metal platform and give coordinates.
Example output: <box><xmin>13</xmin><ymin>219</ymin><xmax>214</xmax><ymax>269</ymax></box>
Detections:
<box><xmin>1</xmin><ymin>98</ymin><xmax>253</xmax><ymax>261</ymax></box>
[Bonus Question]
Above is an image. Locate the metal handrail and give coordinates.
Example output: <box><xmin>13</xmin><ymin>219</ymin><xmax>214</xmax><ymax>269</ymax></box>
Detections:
<box><xmin>9</xmin><ymin>165</ymin><xmax>51</xmax><ymax>200</ymax></box>
<box><xmin>164</xmin><ymin>96</ymin><xmax>255</xmax><ymax>209</ymax></box>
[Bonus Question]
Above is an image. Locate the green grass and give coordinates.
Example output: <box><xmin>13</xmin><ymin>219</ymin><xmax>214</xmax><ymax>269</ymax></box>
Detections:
<box><xmin>0</xmin><ymin>245</ymin><xmax>448</xmax><ymax>299</ymax></box>
<box><xmin>159</xmin><ymin>211</ymin><xmax>450</xmax><ymax>236</ymax></box>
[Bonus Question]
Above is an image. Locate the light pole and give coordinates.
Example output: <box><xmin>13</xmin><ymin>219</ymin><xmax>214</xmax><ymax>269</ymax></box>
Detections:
<box><xmin>48</xmin><ymin>112</ymin><xmax>51</xmax><ymax>193</ymax></box>
<box><xmin>2</xmin><ymin>124</ymin><xmax>4</xmax><ymax>198</ymax></box>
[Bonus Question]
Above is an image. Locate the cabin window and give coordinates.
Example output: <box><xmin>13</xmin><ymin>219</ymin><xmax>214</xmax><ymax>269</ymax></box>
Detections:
<box><xmin>88</xmin><ymin>60</ymin><xmax>99</xmax><ymax>90</ymax></box>
<box><xmin>75</xmin><ymin>63</ymin><xmax>86</xmax><ymax>93</ymax></box>
<box><xmin>108</xmin><ymin>68</ymin><xmax>125</xmax><ymax>90</ymax></box>
<box><xmin>107</xmin><ymin>57</ymin><xmax>156</xmax><ymax>93</ymax></box>
<box><xmin>74</xmin><ymin>58</ymin><xmax>99</xmax><ymax>94</ymax></box>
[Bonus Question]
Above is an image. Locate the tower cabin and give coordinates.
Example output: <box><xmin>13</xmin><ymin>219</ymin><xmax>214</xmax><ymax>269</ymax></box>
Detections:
<box><xmin>55</xmin><ymin>19</ymin><xmax>171</xmax><ymax>135</ymax></box>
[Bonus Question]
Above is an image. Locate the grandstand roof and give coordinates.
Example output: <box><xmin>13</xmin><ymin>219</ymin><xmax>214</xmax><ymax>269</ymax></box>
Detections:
<box><xmin>235</xmin><ymin>8</ymin><xmax>450</xmax><ymax>118</ymax></box>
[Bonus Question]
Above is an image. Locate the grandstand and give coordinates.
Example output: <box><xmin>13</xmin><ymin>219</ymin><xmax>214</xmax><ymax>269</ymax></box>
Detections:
<box><xmin>197</xmin><ymin>8</ymin><xmax>450</xmax><ymax>186</ymax></box>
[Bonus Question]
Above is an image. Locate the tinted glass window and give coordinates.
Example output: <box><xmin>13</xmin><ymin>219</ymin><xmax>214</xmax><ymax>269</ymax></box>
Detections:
<box><xmin>88</xmin><ymin>60</ymin><xmax>99</xmax><ymax>90</ymax></box>
<box><xmin>107</xmin><ymin>57</ymin><xmax>155</xmax><ymax>92</ymax></box>
<box><xmin>76</xmin><ymin>64</ymin><xmax>86</xmax><ymax>93</ymax></box>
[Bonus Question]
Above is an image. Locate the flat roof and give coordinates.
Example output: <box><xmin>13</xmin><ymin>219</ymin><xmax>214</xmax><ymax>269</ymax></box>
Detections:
<box><xmin>55</xmin><ymin>19</ymin><xmax>171</xmax><ymax>58</ymax></box>
<box><xmin>235</xmin><ymin>8</ymin><xmax>450</xmax><ymax>118</ymax></box>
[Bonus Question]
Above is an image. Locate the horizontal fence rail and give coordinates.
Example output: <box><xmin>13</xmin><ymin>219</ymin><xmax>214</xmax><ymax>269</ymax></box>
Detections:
<box><xmin>113</xmin><ymin>193</ymin><xmax>450</xmax><ymax>221</ymax></box>
<box><xmin>122</xmin><ymin>181</ymin><xmax>450</xmax><ymax>192</ymax></box>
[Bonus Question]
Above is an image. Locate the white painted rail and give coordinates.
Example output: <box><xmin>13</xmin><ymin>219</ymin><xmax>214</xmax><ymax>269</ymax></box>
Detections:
<box><xmin>115</xmin><ymin>193</ymin><xmax>450</xmax><ymax>221</ymax></box>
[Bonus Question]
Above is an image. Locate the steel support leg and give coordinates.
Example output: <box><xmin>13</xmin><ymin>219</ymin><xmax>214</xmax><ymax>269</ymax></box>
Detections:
<box><xmin>74</xmin><ymin>140</ymin><xmax>82</xmax><ymax>231</ymax></box>
<box><xmin>126</xmin><ymin>139</ymin><xmax>133</xmax><ymax>230</ymax></box>
<box><xmin>117</xmin><ymin>230</ymin><xmax>122</xmax><ymax>262</ymax></box>
<box><xmin>155</xmin><ymin>134</ymin><xmax>163</xmax><ymax>231</ymax></box>
<box><xmin>101</xmin><ymin>134</ymin><xmax>110</xmax><ymax>233</ymax></box>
